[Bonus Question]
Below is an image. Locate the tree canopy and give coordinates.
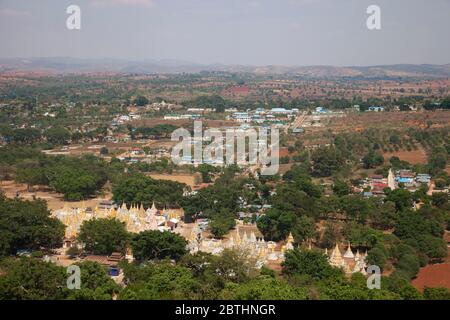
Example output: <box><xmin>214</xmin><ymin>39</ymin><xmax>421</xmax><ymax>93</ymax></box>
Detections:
<box><xmin>0</xmin><ymin>195</ymin><xmax>65</xmax><ymax>257</ymax></box>
<box><xmin>78</xmin><ymin>218</ymin><xmax>129</xmax><ymax>255</ymax></box>
<box><xmin>131</xmin><ymin>230</ymin><xmax>187</xmax><ymax>261</ymax></box>
<box><xmin>112</xmin><ymin>174</ymin><xmax>185</xmax><ymax>208</ymax></box>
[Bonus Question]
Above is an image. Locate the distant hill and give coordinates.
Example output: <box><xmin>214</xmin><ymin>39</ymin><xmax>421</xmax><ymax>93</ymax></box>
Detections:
<box><xmin>251</xmin><ymin>64</ymin><xmax>450</xmax><ymax>78</ymax></box>
<box><xmin>1</xmin><ymin>57</ymin><xmax>449</xmax><ymax>78</ymax></box>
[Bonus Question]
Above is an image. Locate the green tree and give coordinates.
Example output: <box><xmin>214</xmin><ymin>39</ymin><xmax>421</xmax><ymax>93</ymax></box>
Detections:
<box><xmin>119</xmin><ymin>261</ymin><xmax>200</xmax><ymax>300</ymax></box>
<box><xmin>343</xmin><ymin>222</ymin><xmax>383</xmax><ymax>248</ymax></box>
<box><xmin>185</xmin><ymin>94</ymin><xmax>230</xmax><ymax>113</ymax></box>
<box><xmin>78</xmin><ymin>218</ymin><xmax>129</xmax><ymax>255</ymax></box>
<box><xmin>366</xmin><ymin>247</ymin><xmax>387</xmax><ymax>271</ymax></box>
<box><xmin>292</xmin><ymin>215</ymin><xmax>316</xmax><ymax>244</ymax></box>
<box><xmin>396</xmin><ymin>254</ymin><xmax>420</xmax><ymax>279</ymax></box>
<box><xmin>311</xmin><ymin>146</ymin><xmax>345</xmax><ymax>177</ymax></box>
<box><xmin>197</xmin><ymin>164</ymin><xmax>218</xmax><ymax>183</ymax></box>
<box><xmin>4</xmin><ymin>128</ymin><xmax>41</xmax><ymax>145</ymax></box>
<box><xmin>209</xmin><ymin>213</ymin><xmax>236</xmax><ymax>239</ymax></box>
<box><xmin>385</xmin><ymin>189</ymin><xmax>413</xmax><ymax>211</ymax></box>
<box><xmin>68</xmin><ymin>261</ymin><xmax>120</xmax><ymax>300</ymax></box>
<box><xmin>320</xmin><ymin>221</ymin><xmax>342</xmax><ymax>248</ymax></box>
<box><xmin>0</xmin><ymin>195</ymin><xmax>65</xmax><ymax>257</ymax></box>
<box><xmin>423</xmin><ymin>287</ymin><xmax>450</xmax><ymax>300</ymax></box>
<box><xmin>431</xmin><ymin>193</ymin><xmax>448</xmax><ymax>208</ymax></box>
<box><xmin>428</xmin><ymin>149</ymin><xmax>447</xmax><ymax>174</ymax></box>
<box><xmin>131</xmin><ymin>230</ymin><xmax>187</xmax><ymax>261</ymax></box>
<box><xmin>282</xmin><ymin>249</ymin><xmax>342</xmax><ymax>280</ymax></box>
<box><xmin>0</xmin><ymin>257</ymin><xmax>68</xmax><ymax>300</ymax></box>
<box><xmin>112</xmin><ymin>174</ymin><xmax>185</xmax><ymax>208</ymax></box>
<box><xmin>362</xmin><ymin>150</ymin><xmax>384</xmax><ymax>169</ymax></box>
<box><xmin>220</xmin><ymin>277</ymin><xmax>308</xmax><ymax>300</ymax></box>
<box><xmin>49</xmin><ymin>167</ymin><xmax>98</xmax><ymax>200</ymax></box>
<box><xmin>257</xmin><ymin>209</ymin><xmax>295</xmax><ymax>241</ymax></box>
<box><xmin>333</xmin><ymin>180</ymin><xmax>350</xmax><ymax>196</ymax></box>
<box><xmin>208</xmin><ymin>249</ymin><xmax>257</xmax><ymax>284</ymax></box>
<box><xmin>15</xmin><ymin>161</ymin><xmax>47</xmax><ymax>191</ymax></box>
<box><xmin>133</xmin><ymin>96</ymin><xmax>149</xmax><ymax>106</ymax></box>
<box><xmin>389</xmin><ymin>134</ymin><xmax>401</xmax><ymax>145</ymax></box>
<box><xmin>416</xmin><ymin>234</ymin><xmax>447</xmax><ymax>261</ymax></box>
<box><xmin>44</xmin><ymin>127</ymin><xmax>71</xmax><ymax>145</ymax></box>
<box><xmin>340</xmin><ymin>195</ymin><xmax>373</xmax><ymax>222</ymax></box>
<box><xmin>384</xmin><ymin>274</ymin><xmax>423</xmax><ymax>300</ymax></box>
<box><xmin>394</xmin><ymin>210</ymin><xmax>444</xmax><ymax>241</ymax></box>
<box><xmin>100</xmin><ymin>147</ymin><xmax>109</xmax><ymax>155</ymax></box>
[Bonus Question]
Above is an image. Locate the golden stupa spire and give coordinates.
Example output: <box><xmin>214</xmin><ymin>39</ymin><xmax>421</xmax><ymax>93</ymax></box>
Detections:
<box><xmin>329</xmin><ymin>243</ymin><xmax>344</xmax><ymax>267</ymax></box>
<box><xmin>287</xmin><ymin>232</ymin><xmax>294</xmax><ymax>244</ymax></box>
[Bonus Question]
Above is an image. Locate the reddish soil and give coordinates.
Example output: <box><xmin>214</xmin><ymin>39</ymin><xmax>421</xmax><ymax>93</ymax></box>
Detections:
<box><xmin>383</xmin><ymin>148</ymin><xmax>428</xmax><ymax>165</ymax></box>
<box><xmin>412</xmin><ymin>261</ymin><xmax>450</xmax><ymax>292</ymax></box>
<box><xmin>278</xmin><ymin>147</ymin><xmax>290</xmax><ymax>158</ymax></box>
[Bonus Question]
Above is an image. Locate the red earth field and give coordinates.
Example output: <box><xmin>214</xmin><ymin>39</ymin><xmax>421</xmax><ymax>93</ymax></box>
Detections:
<box><xmin>383</xmin><ymin>148</ymin><xmax>428</xmax><ymax>165</ymax></box>
<box><xmin>412</xmin><ymin>260</ymin><xmax>450</xmax><ymax>292</ymax></box>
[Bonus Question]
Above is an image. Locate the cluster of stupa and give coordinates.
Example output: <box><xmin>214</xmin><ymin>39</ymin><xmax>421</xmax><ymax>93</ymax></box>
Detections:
<box><xmin>327</xmin><ymin>243</ymin><xmax>368</xmax><ymax>275</ymax></box>
<box><xmin>187</xmin><ymin>226</ymin><xmax>296</xmax><ymax>268</ymax></box>
<box><xmin>53</xmin><ymin>202</ymin><xmax>183</xmax><ymax>238</ymax></box>
<box><xmin>187</xmin><ymin>223</ymin><xmax>368</xmax><ymax>275</ymax></box>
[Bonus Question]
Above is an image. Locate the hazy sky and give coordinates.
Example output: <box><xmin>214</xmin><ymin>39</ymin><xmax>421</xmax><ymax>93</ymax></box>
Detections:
<box><xmin>0</xmin><ymin>0</ymin><xmax>449</xmax><ymax>66</ymax></box>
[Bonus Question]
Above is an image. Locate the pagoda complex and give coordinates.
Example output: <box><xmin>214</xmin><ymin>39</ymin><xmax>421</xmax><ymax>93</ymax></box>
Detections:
<box><xmin>53</xmin><ymin>201</ymin><xmax>183</xmax><ymax>239</ymax></box>
<box><xmin>328</xmin><ymin>242</ymin><xmax>368</xmax><ymax>275</ymax></box>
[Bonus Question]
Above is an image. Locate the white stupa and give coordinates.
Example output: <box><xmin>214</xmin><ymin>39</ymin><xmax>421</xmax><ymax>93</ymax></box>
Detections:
<box><xmin>343</xmin><ymin>243</ymin><xmax>355</xmax><ymax>259</ymax></box>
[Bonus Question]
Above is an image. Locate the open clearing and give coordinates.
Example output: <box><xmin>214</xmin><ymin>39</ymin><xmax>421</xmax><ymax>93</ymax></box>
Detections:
<box><xmin>412</xmin><ymin>258</ymin><xmax>450</xmax><ymax>292</ymax></box>
<box><xmin>147</xmin><ymin>173</ymin><xmax>198</xmax><ymax>187</ymax></box>
<box><xmin>44</xmin><ymin>141</ymin><xmax>148</xmax><ymax>157</ymax></box>
<box><xmin>0</xmin><ymin>180</ymin><xmax>111</xmax><ymax>211</ymax></box>
<box><xmin>132</xmin><ymin>118</ymin><xmax>237</xmax><ymax>128</ymax></box>
<box><xmin>324</xmin><ymin>110</ymin><xmax>450</xmax><ymax>134</ymax></box>
<box><xmin>383</xmin><ymin>148</ymin><xmax>428</xmax><ymax>165</ymax></box>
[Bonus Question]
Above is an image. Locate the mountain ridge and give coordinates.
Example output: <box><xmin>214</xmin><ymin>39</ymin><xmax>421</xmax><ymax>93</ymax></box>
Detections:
<box><xmin>1</xmin><ymin>57</ymin><xmax>449</xmax><ymax>78</ymax></box>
